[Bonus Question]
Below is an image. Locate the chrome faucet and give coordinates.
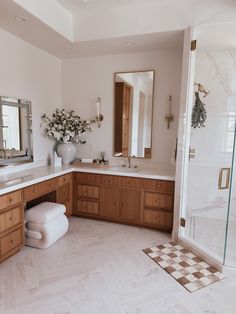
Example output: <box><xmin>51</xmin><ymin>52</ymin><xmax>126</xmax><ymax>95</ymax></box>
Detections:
<box><xmin>127</xmin><ymin>156</ymin><xmax>132</xmax><ymax>168</ymax></box>
<box><xmin>122</xmin><ymin>156</ymin><xmax>138</xmax><ymax>168</ymax></box>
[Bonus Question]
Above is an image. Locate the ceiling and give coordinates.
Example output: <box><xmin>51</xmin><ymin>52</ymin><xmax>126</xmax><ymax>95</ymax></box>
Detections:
<box><xmin>57</xmin><ymin>0</ymin><xmax>163</xmax><ymax>13</ymax></box>
<box><xmin>0</xmin><ymin>0</ymin><xmax>235</xmax><ymax>59</ymax></box>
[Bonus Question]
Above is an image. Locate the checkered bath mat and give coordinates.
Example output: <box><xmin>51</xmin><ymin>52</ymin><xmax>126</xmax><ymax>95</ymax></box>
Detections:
<box><xmin>143</xmin><ymin>242</ymin><xmax>225</xmax><ymax>292</ymax></box>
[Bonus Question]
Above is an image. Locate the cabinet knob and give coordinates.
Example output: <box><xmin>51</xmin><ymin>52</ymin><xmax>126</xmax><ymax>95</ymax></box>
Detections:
<box><xmin>114</xmin><ymin>202</ymin><xmax>119</xmax><ymax>206</ymax></box>
<box><xmin>155</xmin><ymin>199</ymin><xmax>160</xmax><ymax>203</ymax></box>
<box><xmin>33</xmin><ymin>189</ymin><xmax>36</xmax><ymax>193</ymax></box>
<box><xmin>9</xmin><ymin>198</ymin><xmax>12</xmax><ymax>202</ymax></box>
<box><xmin>155</xmin><ymin>216</ymin><xmax>160</xmax><ymax>223</ymax></box>
<box><xmin>10</xmin><ymin>240</ymin><xmax>16</xmax><ymax>244</ymax></box>
<box><xmin>9</xmin><ymin>217</ymin><xmax>13</xmax><ymax>221</ymax></box>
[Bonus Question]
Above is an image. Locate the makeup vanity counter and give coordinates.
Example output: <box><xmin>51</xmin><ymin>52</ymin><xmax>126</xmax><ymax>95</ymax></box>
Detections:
<box><xmin>0</xmin><ymin>165</ymin><xmax>175</xmax><ymax>262</ymax></box>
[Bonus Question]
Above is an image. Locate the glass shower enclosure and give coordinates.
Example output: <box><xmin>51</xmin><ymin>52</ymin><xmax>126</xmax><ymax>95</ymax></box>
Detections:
<box><xmin>179</xmin><ymin>15</ymin><xmax>236</xmax><ymax>268</ymax></box>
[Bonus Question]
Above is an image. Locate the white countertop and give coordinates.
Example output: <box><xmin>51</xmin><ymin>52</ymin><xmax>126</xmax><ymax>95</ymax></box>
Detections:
<box><xmin>0</xmin><ymin>165</ymin><xmax>175</xmax><ymax>195</ymax></box>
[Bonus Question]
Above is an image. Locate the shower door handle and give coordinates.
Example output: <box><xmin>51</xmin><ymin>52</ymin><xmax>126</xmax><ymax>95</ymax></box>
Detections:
<box><xmin>189</xmin><ymin>146</ymin><xmax>196</xmax><ymax>161</ymax></box>
<box><xmin>218</xmin><ymin>168</ymin><xmax>231</xmax><ymax>190</ymax></box>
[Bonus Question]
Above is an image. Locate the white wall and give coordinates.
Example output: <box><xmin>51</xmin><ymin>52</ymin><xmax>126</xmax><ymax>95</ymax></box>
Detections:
<box><xmin>61</xmin><ymin>50</ymin><xmax>182</xmax><ymax>170</ymax></box>
<box><xmin>0</xmin><ymin>29</ymin><xmax>61</xmax><ymax>167</ymax></box>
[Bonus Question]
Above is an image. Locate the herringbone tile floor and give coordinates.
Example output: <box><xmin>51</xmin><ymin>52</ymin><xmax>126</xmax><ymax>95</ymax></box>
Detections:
<box><xmin>0</xmin><ymin>217</ymin><xmax>236</xmax><ymax>314</ymax></box>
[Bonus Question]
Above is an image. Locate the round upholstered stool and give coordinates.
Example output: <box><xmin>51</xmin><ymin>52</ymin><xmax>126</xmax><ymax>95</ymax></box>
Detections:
<box><xmin>25</xmin><ymin>202</ymin><xmax>68</xmax><ymax>249</ymax></box>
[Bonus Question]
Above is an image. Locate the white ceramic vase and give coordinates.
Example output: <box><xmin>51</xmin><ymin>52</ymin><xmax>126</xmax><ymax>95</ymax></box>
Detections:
<box><xmin>56</xmin><ymin>142</ymin><xmax>76</xmax><ymax>165</ymax></box>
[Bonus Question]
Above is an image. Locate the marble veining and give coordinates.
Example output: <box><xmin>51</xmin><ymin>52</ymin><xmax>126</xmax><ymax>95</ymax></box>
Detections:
<box><xmin>0</xmin><ymin>218</ymin><xmax>236</xmax><ymax>314</ymax></box>
<box><xmin>0</xmin><ymin>164</ymin><xmax>175</xmax><ymax>196</ymax></box>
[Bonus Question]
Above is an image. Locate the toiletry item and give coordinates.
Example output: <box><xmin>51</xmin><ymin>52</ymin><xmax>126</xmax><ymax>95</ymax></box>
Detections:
<box><xmin>81</xmin><ymin>158</ymin><xmax>94</xmax><ymax>163</ymax></box>
<box><xmin>53</xmin><ymin>151</ymin><xmax>62</xmax><ymax>167</ymax></box>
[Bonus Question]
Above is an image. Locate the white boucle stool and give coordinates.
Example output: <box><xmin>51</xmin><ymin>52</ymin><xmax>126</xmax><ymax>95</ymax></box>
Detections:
<box><xmin>25</xmin><ymin>202</ymin><xmax>69</xmax><ymax>249</ymax></box>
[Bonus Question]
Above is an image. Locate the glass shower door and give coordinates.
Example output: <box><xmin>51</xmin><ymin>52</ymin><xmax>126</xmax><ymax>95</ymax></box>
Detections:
<box><xmin>180</xmin><ymin>43</ymin><xmax>236</xmax><ymax>264</ymax></box>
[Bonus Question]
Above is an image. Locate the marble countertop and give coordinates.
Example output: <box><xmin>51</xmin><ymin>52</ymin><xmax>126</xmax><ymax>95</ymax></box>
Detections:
<box><xmin>0</xmin><ymin>164</ymin><xmax>175</xmax><ymax>195</ymax></box>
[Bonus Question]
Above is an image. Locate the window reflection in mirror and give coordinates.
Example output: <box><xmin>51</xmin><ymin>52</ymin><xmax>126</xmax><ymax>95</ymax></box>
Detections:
<box><xmin>114</xmin><ymin>70</ymin><xmax>154</xmax><ymax>158</ymax></box>
<box><xmin>0</xmin><ymin>96</ymin><xmax>33</xmax><ymax>165</ymax></box>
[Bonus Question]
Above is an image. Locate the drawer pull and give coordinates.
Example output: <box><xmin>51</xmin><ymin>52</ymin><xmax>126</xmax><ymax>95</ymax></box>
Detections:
<box><xmin>121</xmin><ymin>202</ymin><xmax>127</xmax><ymax>207</ymax></box>
<box><xmin>9</xmin><ymin>217</ymin><xmax>13</xmax><ymax>221</ymax></box>
<box><xmin>155</xmin><ymin>216</ymin><xmax>160</xmax><ymax>222</ymax></box>
<box><xmin>10</xmin><ymin>240</ymin><xmax>16</xmax><ymax>244</ymax></box>
<box><xmin>129</xmin><ymin>181</ymin><xmax>133</xmax><ymax>185</ymax></box>
<box><xmin>155</xmin><ymin>199</ymin><xmax>160</xmax><ymax>203</ymax></box>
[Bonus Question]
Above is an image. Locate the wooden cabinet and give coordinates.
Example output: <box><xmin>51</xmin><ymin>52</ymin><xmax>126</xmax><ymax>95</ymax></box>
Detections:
<box><xmin>0</xmin><ymin>190</ymin><xmax>24</xmax><ymax>262</ymax></box>
<box><xmin>102</xmin><ymin>187</ymin><xmax>140</xmax><ymax>222</ymax></box>
<box><xmin>74</xmin><ymin>173</ymin><xmax>102</xmax><ymax>216</ymax></box>
<box><xmin>0</xmin><ymin>170</ymin><xmax>174</xmax><ymax>263</ymax></box>
<box><xmin>24</xmin><ymin>178</ymin><xmax>58</xmax><ymax>201</ymax></box>
<box><xmin>0</xmin><ymin>190</ymin><xmax>22</xmax><ymax>210</ymax></box>
<box><xmin>142</xmin><ymin>178</ymin><xmax>174</xmax><ymax>231</ymax></box>
<box><xmin>73</xmin><ymin>173</ymin><xmax>174</xmax><ymax>231</ymax></box>
<box><xmin>143</xmin><ymin>209</ymin><xmax>173</xmax><ymax>230</ymax></box>
<box><xmin>57</xmin><ymin>174</ymin><xmax>73</xmax><ymax>217</ymax></box>
<box><xmin>0</xmin><ymin>227</ymin><xmax>23</xmax><ymax>257</ymax></box>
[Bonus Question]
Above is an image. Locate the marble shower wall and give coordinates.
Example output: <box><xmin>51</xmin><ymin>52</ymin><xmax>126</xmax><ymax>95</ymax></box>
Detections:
<box><xmin>185</xmin><ymin>50</ymin><xmax>236</xmax><ymax>263</ymax></box>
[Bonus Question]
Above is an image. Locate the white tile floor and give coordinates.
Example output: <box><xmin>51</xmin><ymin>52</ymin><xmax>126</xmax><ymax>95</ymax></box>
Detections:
<box><xmin>1</xmin><ymin>217</ymin><xmax>236</xmax><ymax>314</ymax></box>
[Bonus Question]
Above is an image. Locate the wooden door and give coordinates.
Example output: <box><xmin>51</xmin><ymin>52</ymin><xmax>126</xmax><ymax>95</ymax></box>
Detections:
<box><xmin>122</xmin><ymin>83</ymin><xmax>131</xmax><ymax>156</ymax></box>
<box><xmin>102</xmin><ymin>187</ymin><xmax>120</xmax><ymax>219</ymax></box>
<box><xmin>120</xmin><ymin>189</ymin><xmax>140</xmax><ymax>222</ymax></box>
<box><xmin>114</xmin><ymin>82</ymin><xmax>131</xmax><ymax>156</ymax></box>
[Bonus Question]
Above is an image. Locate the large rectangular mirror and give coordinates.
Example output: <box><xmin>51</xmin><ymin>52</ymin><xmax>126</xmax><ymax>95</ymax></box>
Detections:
<box><xmin>0</xmin><ymin>96</ymin><xmax>33</xmax><ymax>165</ymax></box>
<box><xmin>114</xmin><ymin>70</ymin><xmax>154</xmax><ymax>158</ymax></box>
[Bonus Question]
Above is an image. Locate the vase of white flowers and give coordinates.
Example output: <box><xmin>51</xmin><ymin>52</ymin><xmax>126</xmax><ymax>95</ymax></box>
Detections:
<box><xmin>56</xmin><ymin>142</ymin><xmax>76</xmax><ymax>164</ymax></box>
<box><xmin>41</xmin><ymin>109</ymin><xmax>94</xmax><ymax>164</ymax></box>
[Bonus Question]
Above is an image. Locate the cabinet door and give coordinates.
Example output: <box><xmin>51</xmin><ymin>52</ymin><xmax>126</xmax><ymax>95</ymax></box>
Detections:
<box><xmin>57</xmin><ymin>184</ymin><xmax>72</xmax><ymax>217</ymax></box>
<box><xmin>120</xmin><ymin>190</ymin><xmax>140</xmax><ymax>222</ymax></box>
<box><xmin>102</xmin><ymin>187</ymin><xmax>120</xmax><ymax>219</ymax></box>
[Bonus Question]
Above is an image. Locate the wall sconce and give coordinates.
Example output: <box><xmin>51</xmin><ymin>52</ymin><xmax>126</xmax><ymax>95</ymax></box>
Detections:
<box><xmin>95</xmin><ymin>97</ymin><xmax>104</xmax><ymax>128</ymax></box>
<box><xmin>165</xmin><ymin>95</ymin><xmax>174</xmax><ymax>129</ymax></box>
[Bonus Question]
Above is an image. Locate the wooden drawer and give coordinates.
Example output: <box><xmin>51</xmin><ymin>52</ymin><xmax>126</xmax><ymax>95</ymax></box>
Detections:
<box><xmin>0</xmin><ymin>206</ymin><xmax>23</xmax><ymax>234</ymax></box>
<box><xmin>0</xmin><ymin>227</ymin><xmax>23</xmax><ymax>256</ymax></box>
<box><xmin>76</xmin><ymin>200</ymin><xmax>99</xmax><ymax>215</ymax></box>
<box><xmin>143</xmin><ymin>209</ymin><xmax>173</xmax><ymax>229</ymax></box>
<box><xmin>57</xmin><ymin>184</ymin><xmax>70</xmax><ymax>203</ymax></box>
<box><xmin>144</xmin><ymin>192</ymin><xmax>173</xmax><ymax>211</ymax></box>
<box><xmin>143</xmin><ymin>179</ymin><xmax>174</xmax><ymax>193</ymax></box>
<box><xmin>76</xmin><ymin>173</ymin><xmax>102</xmax><ymax>185</ymax></box>
<box><xmin>23</xmin><ymin>178</ymin><xmax>58</xmax><ymax>201</ymax></box>
<box><xmin>0</xmin><ymin>190</ymin><xmax>22</xmax><ymax>211</ymax></box>
<box><xmin>77</xmin><ymin>185</ymin><xmax>99</xmax><ymax>200</ymax></box>
<box><xmin>58</xmin><ymin>174</ymin><xmax>71</xmax><ymax>186</ymax></box>
<box><xmin>103</xmin><ymin>175</ymin><xmax>142</xmax><ymax>188</ymax></box>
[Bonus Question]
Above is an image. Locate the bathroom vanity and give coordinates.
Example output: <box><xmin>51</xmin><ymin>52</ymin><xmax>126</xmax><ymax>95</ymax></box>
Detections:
<box><xmin>0</xmin><ymin>165</ymin><xmax>174</xmax><ymax>262</ymax></box>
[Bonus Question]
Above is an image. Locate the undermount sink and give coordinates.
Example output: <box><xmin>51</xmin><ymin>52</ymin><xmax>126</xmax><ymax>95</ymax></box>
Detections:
<box><xmin>109</xmin><ymin>166</ymin><xmax>140</xmax><ymax>173</ymax></box>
